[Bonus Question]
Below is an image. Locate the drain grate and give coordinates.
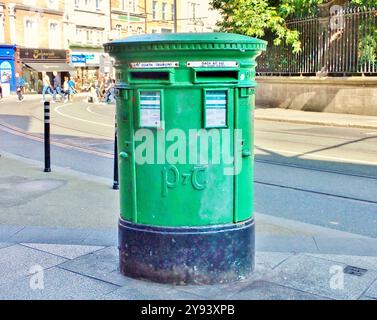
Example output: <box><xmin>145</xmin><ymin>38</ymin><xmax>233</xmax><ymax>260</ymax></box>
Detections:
<box><xmin>343</xmin><ymin>265</ymin><xmax>368</xmax><ymax>276</ymax></box>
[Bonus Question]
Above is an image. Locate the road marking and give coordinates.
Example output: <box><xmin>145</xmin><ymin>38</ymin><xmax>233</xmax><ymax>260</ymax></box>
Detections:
<box><xmin>255</xmin><ymin>146</ymin><xmax>377</xmax><ymax>166</ymax></box>
<box><xmin>54</xmin><ymin>104</ymin><xmax>113</xmax><ymax>128</ymax></box>
<box><xmin>86</xmin><ymin>105</ymin><xmax>114</xmax><ymax>118</ymax></box>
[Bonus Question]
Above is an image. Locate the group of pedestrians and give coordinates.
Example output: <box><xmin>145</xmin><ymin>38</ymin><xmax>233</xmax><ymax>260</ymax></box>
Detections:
<box><xmin>1</xmin><ymin>72</ymin><xmax>114</xmax><ymax>105</ymax></box>
<box><xmin>42</xmin><ymin>72</ymin><xmax>76</xmax><ymax>103</ymax></box>
<box><xmin>87</xmin><ymin>76</ymin><xmax>116</xmax><ymax>104</ymax></box>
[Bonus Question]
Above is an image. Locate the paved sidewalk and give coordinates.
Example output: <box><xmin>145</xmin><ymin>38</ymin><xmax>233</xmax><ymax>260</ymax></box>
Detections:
<box><xmin>255</xmin><ymin>108</ymin><xmax>377</xmax><ymax>130</ymax></box>
<box><xmin>1</xmin><ymin>152</ymin><xmax>377</xmax><ymax>300</ymax></box>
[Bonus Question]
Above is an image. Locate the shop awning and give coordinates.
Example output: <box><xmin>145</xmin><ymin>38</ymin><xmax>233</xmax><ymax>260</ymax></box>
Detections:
<box><xmin>25</xmin><ymin>62</ymin><xmax>75</xmax><ymax>72</ymax></box>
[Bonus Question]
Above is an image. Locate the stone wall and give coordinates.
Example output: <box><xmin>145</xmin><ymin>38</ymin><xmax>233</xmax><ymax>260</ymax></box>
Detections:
<box><xmin>255</xmin><ymin>77</ymin><xmax>377</xmax><ymax>116</ymax></box>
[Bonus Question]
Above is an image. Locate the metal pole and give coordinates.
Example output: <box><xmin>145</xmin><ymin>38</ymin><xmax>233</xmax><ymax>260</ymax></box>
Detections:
<box><xmin>44</xmin><ymin>101</ymin><xmax>51</xmax><ymax>172</ymax></box>
<box><xmin>113</xmin><ymin>117</ymin><xmax>119</xmax><ymax>190</ymax></box>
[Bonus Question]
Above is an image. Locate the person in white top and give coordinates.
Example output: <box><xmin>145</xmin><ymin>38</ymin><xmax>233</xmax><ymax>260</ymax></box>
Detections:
<box><xmin>41</xmin><ymin>72</ymin><xmax>54</xmax><ymax>102</ymax></box>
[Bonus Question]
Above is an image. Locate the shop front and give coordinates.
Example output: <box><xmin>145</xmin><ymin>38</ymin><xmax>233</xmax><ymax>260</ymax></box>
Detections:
<box><xmin>0</xmin><ymin>45</ymin><xmax>16</xmax><ymax>96</ymax></box>
<box><xmin>70</xmin><ymin>50</ymin><xmax>106</xmax><ymax>91</ymax></box>
<box><xmin>18</xmin><ymin>48</ymin><xmax>74</xmax><ymax>94</ymax></box>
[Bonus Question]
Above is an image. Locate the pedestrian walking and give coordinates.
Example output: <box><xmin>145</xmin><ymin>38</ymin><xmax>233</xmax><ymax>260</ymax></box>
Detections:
<box><xmin>15</xmin><ymin>73</ymin><xmax>26</xmax><ymax>102</ymax></box>
<box><xmin>52</xmin><ymin>71</ymin><xmax>66</xmax><ymax>102</ymax></box>
<box><xmin>62</xmin><ymin>76</ymin><xmax>70</xmax><ymax>103</ymax></box>
<box><xmin>0</xmin><ymin>82</ymin><xmax>3</xmax><ymax>100</ymax></box>
<box><xmin>41</xmin><ymin>72</ymin><xmax>54</xmax><ymax>102</ymax></box>
<box><xmin>68</xmin><ymin>76</ymin><xmax>77</xmax><ymax>102</ymax></box>
<box><xmin>104</xmin><ymin>79</ymin><xmax>116</xmax><ymax>104</ymax></box>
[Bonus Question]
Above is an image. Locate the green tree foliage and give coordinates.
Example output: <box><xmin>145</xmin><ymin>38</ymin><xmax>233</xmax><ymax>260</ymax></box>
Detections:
<box><xmin>211</xmin><ymin>0</ymin><xmax>377</xmax><ymax>52</ymax></box>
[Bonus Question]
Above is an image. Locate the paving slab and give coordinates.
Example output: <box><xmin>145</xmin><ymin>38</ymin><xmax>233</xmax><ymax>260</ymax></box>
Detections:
<box><xmin>58</xmin><ymin>246</ymin><xmax>130</xmax><ymax>286</ymax></box>
<box><xmin>365</xmin><ymin>279</ymin><xmax>377</xmax><ymax>299</ymax></box>
<box><xmin>313</xmin><ymin>237</ymin><xmax>377</xmax><ymax>256</ymax></box>
<box><xmin>359</xmin><ymin>295</ymin><xmax>377</xmax><ymax>300</ymax></box>
<box><xmin>0</xmin><ymin>244</ymin><xmax>66</xmax><ymax>285</ymax></box>
<box><xmin>0</xmin><ymin>267</ymin><xmax>118</xmax><ymax>300</ymax></box>
<box><xmin>0</xmin><ymin>242</ymin><xmax>14</xmax><ymax>249</ymax></box>
<box><xmin>256</xmin><ymin>235</ymin><xmax>318</xmax><ymax>253</ymax></box>
<box><xmin>81</xmin><ymin>229</ymin><xmax>117</xmax><ymax>246</ymax></box>
<box><xmin>104</xmin><ymin>281</ymin><xmax>205</xmax><ymax>300</ymax></box>
<box><xmin>227</xmin><ymin>280</ymin><xmax>331</xmax><ymax>300</ymax></box>
<box><xmin>0</xmin><ymin>225</ymin><xmax>24</xmax><ymax>241</ymax></box>
<box><xmin>308</xmin><ymin>253</ymin><xmax>377</xmax><ymax>272</ymax></box>
<box><xmin>268</xmin><ymin>254</ymin><xmax>377</xmax><ymax>300</ymax></box>
<box><xmin>175</xmin><ymin>252</ymin><xmax>291</xmax><ymax>299</ymax></box>
<box><xmin>255</xmin><ymin>251</ymin><xmax>294</xmax><ymax>270</ymax></box>
<box><xmin>21</xmin><ymin>243</ymin><xmax>105</xmax><ymax>260</ymax></box>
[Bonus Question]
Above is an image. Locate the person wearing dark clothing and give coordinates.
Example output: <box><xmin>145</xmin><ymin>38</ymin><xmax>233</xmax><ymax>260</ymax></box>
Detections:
<box><xmin>52</xmin><ymin>71</ymin><xmax>66</xmax><ymax>102</ymax></box>
<box><xmin>0</xmin><ymin>83</ymin><xmax>3</xmax><ymax>100</ymax></box>
<box><xmin>16</xmin><ymin>73</ymin><xmax>26</xmax><ymax>102</ymax></box>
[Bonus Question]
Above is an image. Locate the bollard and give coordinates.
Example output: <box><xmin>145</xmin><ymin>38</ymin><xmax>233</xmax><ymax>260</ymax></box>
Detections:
<box><xmin>44</xmin><ymin>101</ymin><xmax>51</xmax><ymax>173</ymax></box>
<box><xmin>113</xmin><ymin>118</ymin><xmax>119</xmax><ymax>190</ymax></box>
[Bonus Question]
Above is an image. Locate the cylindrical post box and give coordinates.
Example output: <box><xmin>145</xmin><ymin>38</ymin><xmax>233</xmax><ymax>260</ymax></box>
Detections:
<box><xmin>105</xmin><ymin>33</ymin><xmax>266</xmax><ymax>285</ymax></box>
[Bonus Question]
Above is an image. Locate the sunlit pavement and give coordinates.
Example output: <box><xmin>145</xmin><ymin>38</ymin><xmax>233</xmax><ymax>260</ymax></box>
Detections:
<box><xmin>1</xmin><ymin>95</ymin><xmax>377</xmax><ymax>299</ymax></box>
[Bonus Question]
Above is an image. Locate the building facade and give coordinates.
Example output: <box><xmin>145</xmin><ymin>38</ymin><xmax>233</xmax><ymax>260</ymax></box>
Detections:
<box><xmin>176</xmin><ymin>0</ymin><xmax>220</xmax><ymax>33</ymax></box>
<box><xmin>64</xmin><ymin>0</ymin><xmax>111</xmax><ymax>89</ymax></box>
<box><xmin>0</xmin><ymin>0</ymin><xmax>70</xmax><ymax>94</ymax></box>
<box><xmin>0</xmin><ymin>0</ymin><xmax>220</xmax><ymax>94</ymax></box>
<box><xmin>109</xmin><ymin>0</ymin><xmax>146</xmax><ymax>40</ymax></box>
<box><xmin>145</xmin><ymin>0</ymin><xmax>176</xmax><ymax>33</ymax></box>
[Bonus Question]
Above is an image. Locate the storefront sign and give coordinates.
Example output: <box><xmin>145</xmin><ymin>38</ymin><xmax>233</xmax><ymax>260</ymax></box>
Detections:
<box><xmin>71</xmin><ymin>52</ymin><xmax>101</xmax><ymax>66</ymax></box>
<box><xmin>71</xmin><ymin>54</ymin><xmax>86</xmax><ymax>64</ymax></box>
<box><xmin>20</xmin><ymin>48</ymin><xmax>67</xmax><ymax>61</ymax></box>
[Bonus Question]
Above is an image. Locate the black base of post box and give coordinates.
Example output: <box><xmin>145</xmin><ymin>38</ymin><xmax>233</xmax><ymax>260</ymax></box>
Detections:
<box><xmin>118</xmin><ymin>217</ymin><xmax>255</xmax><ymax>285</ymax></box>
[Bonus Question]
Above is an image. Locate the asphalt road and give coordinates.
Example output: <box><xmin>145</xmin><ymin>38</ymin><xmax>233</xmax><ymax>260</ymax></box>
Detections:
<box><xmin>0</xmin><ymin>94</ymin><xmax>376</xmax><ymax>237</ymax></box>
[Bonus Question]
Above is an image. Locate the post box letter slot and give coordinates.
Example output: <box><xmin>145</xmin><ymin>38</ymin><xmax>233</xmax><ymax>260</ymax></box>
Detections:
<box><xmin>196</xmin><ymin>70</ymin><xmax>238</xmax><ymax>82</ymax></box>
<box><xmin>130</xmin><ymin>72</ymin><xmax>170</xmax><ymax>81</ymax></box>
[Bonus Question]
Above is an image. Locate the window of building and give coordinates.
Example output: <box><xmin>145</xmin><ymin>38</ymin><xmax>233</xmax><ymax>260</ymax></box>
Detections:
<box><xmin>49</xmin><ymin>22</ymin><xmax>60</xmax><ymax>49</ymax></box>
<box><xmin>162</xmin><ymin>2</ymin><xmax>167</xmax><ymax>20</ymax></box>
<box><xmin>74</xmin><ymin>0</ymin><xmax>80</xmax><ymax>7</ymax></box>
<box><xmin>171</xmin><ymin>3</ymin><xmax>175</xmax><ymax>21</ymax></box>
<box><xmin>95</xmin><ymin>0</ymin><xmax>101</xmax><ymax>10</ymax></box>
<box><xmin>86</xmin><ymin>30</ymin><xmax>93</xmax><ymax>43</ymax></box>
<box><xmin>96</xmin><ymin>30</ymin><xmax>103</xmax><ymax>44</ymax></box>
<box><xmin>131</xmin><ymin>0</ymin><xmax>138</xmax><ymax>13</ymax></box>
<box><xmin>191</xmin><ymin>3</ymin><xmax>197</xmax><ymax>19</ymax></box>
<box><xmin>76</xmin><ymin>27</ymin><xmax>85</xmax><ymax>43</ymax></box>
<box><xmin>152</xmin><ymin>1</ymin><xmax>158</xmax><ymax>20</ymax></box>
<box><xmin>24</xmin><ymin>19</ymin><xmax>38</xmax><ymax>47</ymax></box>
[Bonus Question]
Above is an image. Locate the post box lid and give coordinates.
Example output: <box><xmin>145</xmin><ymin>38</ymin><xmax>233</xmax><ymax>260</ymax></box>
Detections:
<box><xmin>104</xmin><ymin>33</ymin><xmax>267</xmax><ymax>53</ymax></box>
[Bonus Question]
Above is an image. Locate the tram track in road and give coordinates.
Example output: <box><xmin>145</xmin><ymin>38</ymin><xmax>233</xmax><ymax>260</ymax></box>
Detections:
<box><xmin>1</xmin><ymin>107</ymin><xmax>376</xmax><ymax>205</ymax></box>
<box><xmin>255</xmin><ymin>179</ymin><xmax>377</xmax><ymax>206</ymax></box>
<box><xmin>0</xmin><ymin>121</ymin><xmax>113</xmax><ymax>158</ymax></box>
<box><xmin>255</xmin><ymin>157</ymin><xmax>377</xmax><ymax>181</ymax></box>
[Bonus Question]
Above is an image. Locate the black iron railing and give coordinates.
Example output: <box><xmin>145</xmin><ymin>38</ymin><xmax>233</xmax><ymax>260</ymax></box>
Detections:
<box><xmin>257</xmin><ymin>6</ymin><xmax>377</xmax><ymax>76</ymax></box>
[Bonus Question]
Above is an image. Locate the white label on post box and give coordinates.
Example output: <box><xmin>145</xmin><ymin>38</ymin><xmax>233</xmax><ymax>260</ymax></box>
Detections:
<box><xmin>130</xmin><ymin>61</ymin><xmax>179</xmax><ymax>69</ymax></box>
<box><xmin>205</xmin><ymin>90</ymin><xmax>227</xmax><ymax>128</ymax></box>
<box><xmin>187</xmin><ymin>61</ymin><xmax>238</xmax><ymax>68</ymax></box>
<box><xmin>206</xmin><ymin>109</ymin><xmax>227</xmax><ymax>127</ymax></box>
<box><xmin>140</xmin><ymin>91</ymin><xmax>161</xmax><ymax>127</ymax></box>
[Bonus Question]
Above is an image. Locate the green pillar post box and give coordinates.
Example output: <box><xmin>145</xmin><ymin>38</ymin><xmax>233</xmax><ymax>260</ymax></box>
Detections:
<box><xmin>105</xmin><ymin>33</ymin><xmax>266</xmax><ymax>285</ymax></box>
